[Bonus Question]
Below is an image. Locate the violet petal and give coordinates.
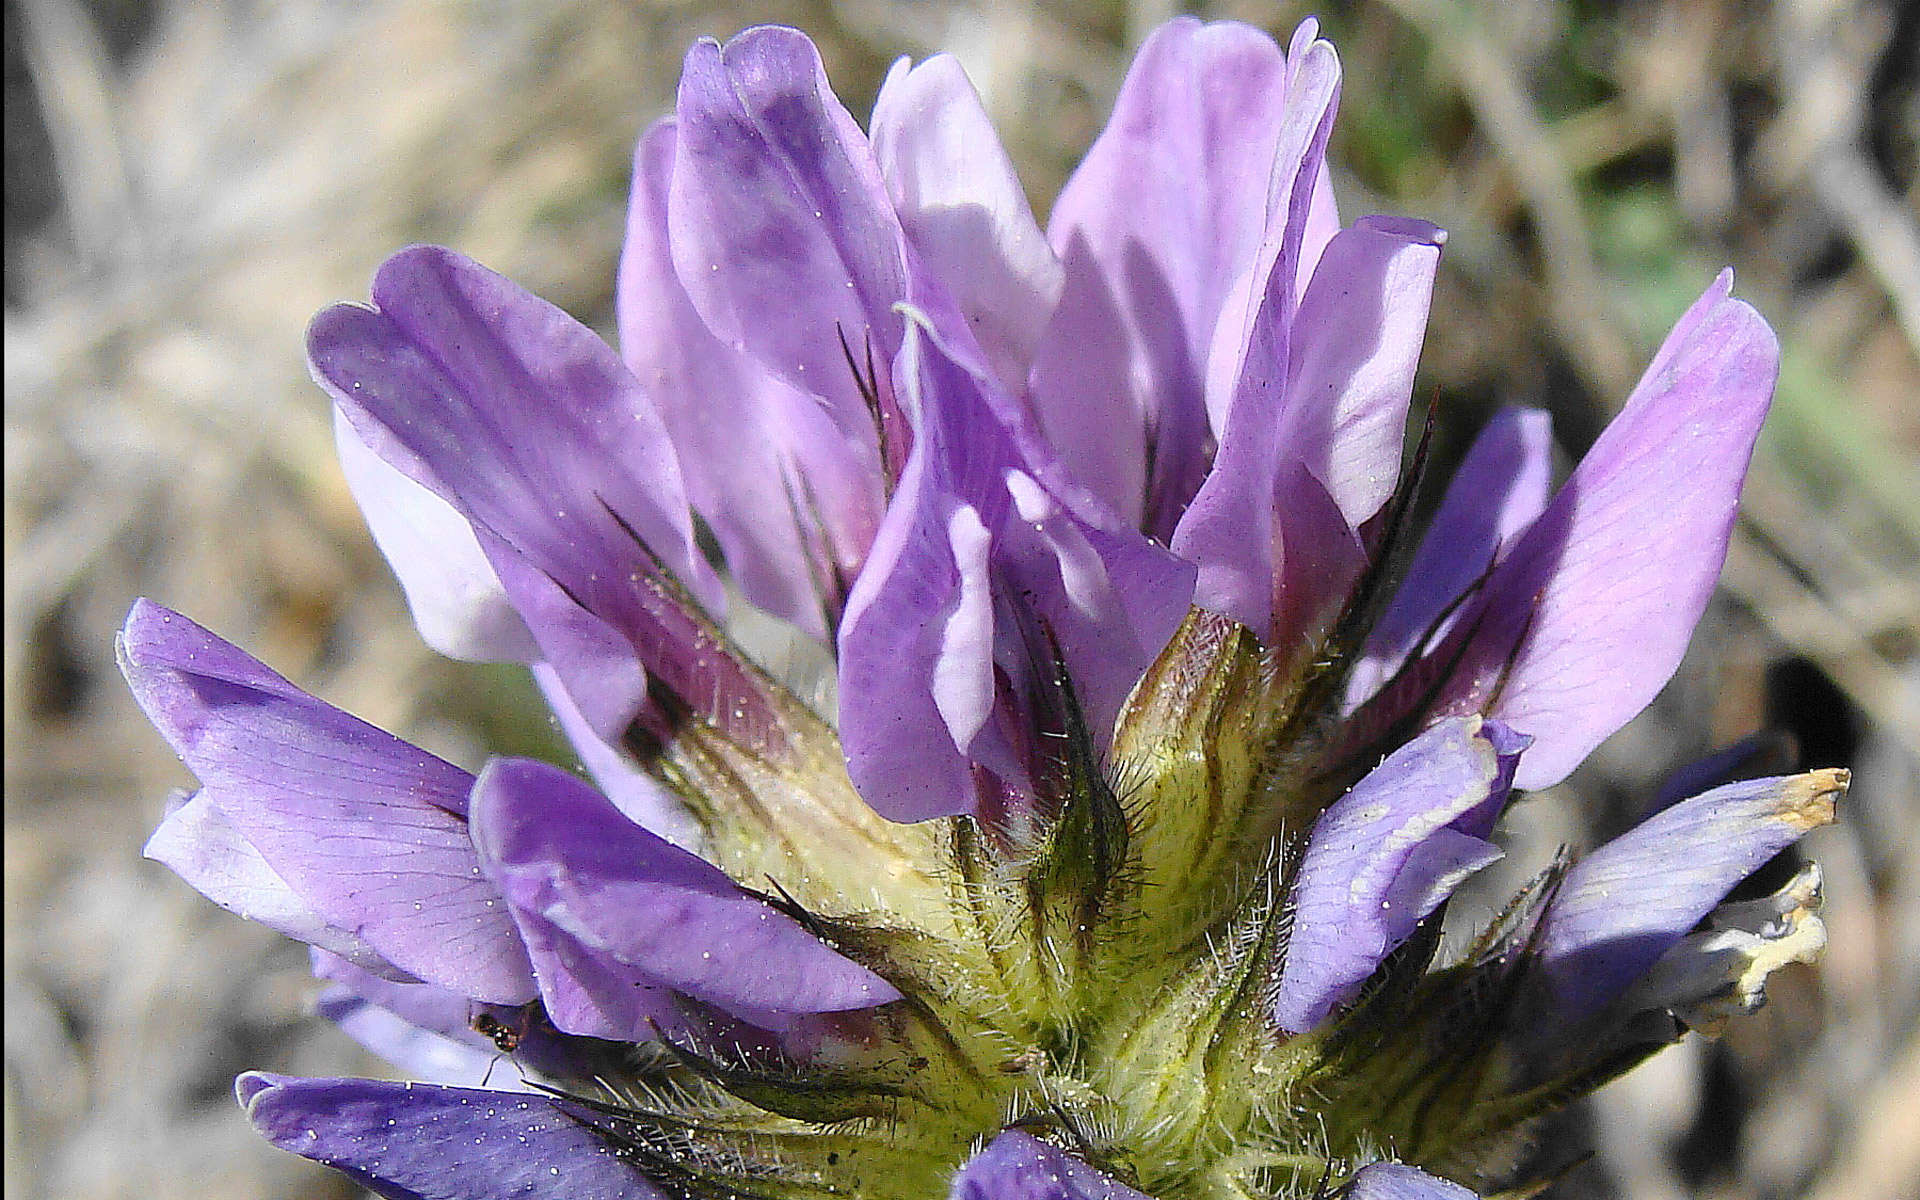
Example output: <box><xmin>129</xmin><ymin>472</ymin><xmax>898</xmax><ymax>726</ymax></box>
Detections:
<box><xmin>669</xmin><ymin>26</ymin><xmax>909</xmax><ymax>450</ymax></box>
<box><xmin>238</xmin><ymin>1073</ymin><xmax>658</xmax><ymax>1200</ymax></box>
<box><xmin>1447</xmin><ymin>272</ymin><xmax>1778</xmax><ymax>790</ymax></box>
<box><xmin>839</xmin><ymin>320</ymin><xmax>1193</xmax><ymax>821</ymax></box>
<box><xmin>119</xmin><ymin>600</ymin><xmax>536</xmax><ymax>1005</ymax></box>
<box><xmin>1273</xmin><ymin>717</ymin><xmax>1527</xmax><ymax>1033</ymax></box>
<box><xmin>1345</xmin><ymin>1163</ymin><xmax>1480</xmax><ymax>1199</ymax></box>
<box><xmin>1031</xmin><ymin>17</ymin><xmax>1293</xmax><ymax>533</ymax></box>
<box><xmin>950</xmin><ymin>1131</ymin><xmax>1157</xmax><ymax>1200</ymax></box>
<box><xmin>622</xmin><ymin>117</ymin><xmax>878</xmax><ymax>636</ymax></box>
<box><xmin>468</xmin><ymin>758</ymin><xmax>899</xmax><ymax>1042</ymax></box>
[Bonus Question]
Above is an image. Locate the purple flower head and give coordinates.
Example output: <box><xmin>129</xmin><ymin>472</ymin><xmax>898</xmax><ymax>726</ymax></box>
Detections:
<box><xmin>124</xmin><ymin>17</ymin><xmax>1842</xmax><ymax>1200</ymax></box>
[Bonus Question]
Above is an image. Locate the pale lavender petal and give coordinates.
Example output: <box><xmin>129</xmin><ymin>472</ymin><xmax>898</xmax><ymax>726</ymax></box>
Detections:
<box><xmin>1275</xmin><ymin>215</ymin><xmax>1444</xmax><ymax>528</ymax></box>
<box><xmin>468</xmin><ymin>758</ymin><xmax>899</xmax><ymax>1042</ymax></box>
<box><xmin>1274</xmin><ymin>717</ymin><xmax>1527</xmax><ymax>1033</ymax></box>
<box><xmin>950</xmin><ymin>1131</ymin><xmax>1156</xmax><ymax>1200</ymax></box>
<box><xmin>529</xmin><ymin>662</ymin><xmax>701</xmax><ymax>851</ymax></box>
<box><xmin>1444</xmin><ymin>272</ymin><xmax>1779</xmax><ymax>790</ymax></box>
<box><xmin>119</xmin><ymin>600</ymin><xmax>537</xmax><ymax>1005</ymax></box>
<box><xmin>238</xmin><ymin>1073</ymin><xmax>658</xmax><ymax>1200</ymax></box>
<box><xmin>621</xmin><ymin>118</ymin><xmax>878</xmax><ymax>636</ymax></box>
<box><xmin>315</xmin><ymin>989</ymin><xmax>512</xmax><ymax>1090</ymax></box>
<box><xmin>669</xmin><ymin>26</ymin><xmax>909</xmax><ymax>460</ymax></box>
<box><xmin>1345</xmin><ymin>1163</ymin><xmax>1480</xmax><ymax>1199</ymax></box>
<box><xmin>1349</xmin><ymin>407</ymin><xmax>1554</xmax><ymax>703</ymax></box>
<box><xmin>331</xmin><ymin>408</ymin><xmax>538</xmax><ymax>663</ymax></box>
<box><xmin>145</xmin><ymin>792</ymin><xmax>407</xmax><ymax>980</ymax></box>
<box><xmin>871</xmin><ymin>53</ymin><xmax>1063</xmax><ymax>388</ymax></box>
<box><xmin>1169</xmin><ymin>34</ymin><xmax>1341</xmax><ymax>630</ymax></box>
<box><xmin>839</xmin><ymin>320</ymin><xmax>1194</xmax><ymax>821</ymax></box>
<box><xmin>1032</xmin><ymin>17</ymin><xmax>1292</xmax><ymax>533</ymax></box>
<box><xmin>1269</xmin><ymin>459</ymin><xmax>1369</xmax><ymax>657</ymax></box>
<box><xmin>1539</xmin><ymin>769</ymin><xmax>1845</xmax><ymax>1021</ymax></box>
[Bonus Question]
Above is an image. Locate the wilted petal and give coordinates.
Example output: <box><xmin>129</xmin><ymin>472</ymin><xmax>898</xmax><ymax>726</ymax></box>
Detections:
<box><xmin>1539</xmin><ymin>769</ymin><xmax>1845</xmax><ymax>1021</ymax></box>
<box><xmin>950</xmin><ymin>1131</ymin><xmax>1156</xmax><ymax>1200</ymax></box>
<box><xmin>238</xmin><ymin>1073</ymin><xmax>659</xmax><ymax>1200</ymax></box>
<box><xmin>1273</xmin><ymin>717</ymin><xmax>1526</xmax><ymax>1033</ymax></box>
<box><xmin>119</xmin><ymin>600</ymin><xmax>536</xmax><ymax>1005</ymax></box>
<box><xmin>871</xmin><ymin>53</ymin><xmax>1063</xmax><ymax>388</ymax></box>
<box><xmin>839</xmin><ymin>320</ymin><xmax>1193</xmax><ymax>821</ymax></box>
<box><xmin>1445</xmin><ymin>272</ymin><xmax>1779</xmax><ymax>790</ymax></box>
<box><xmin>670</xmin><ymin>26</ymin><xmax>909</xmax><ymax>458</ymax></box>
<box><xmin>622</xmin><ymin>118</ymin><xmax>878</xmax><ymax>636</ymax></box>
<box><xmin>1345</xmin><ymin>1162</ymin><xmax>1480</xmax><ymax>1199</ymax></box>
<box><xmin>333</xmin><ymin>409</ymin><xmax>538</xmax><ymax>663</ymax></box>
<box><xmin>1032</xmin><ymin>17</ymin><xmax>1294</xmax><ymax>533</ymax></box>
<box><xmin>1349</xmin><ymin>407</ymin><xmax>1554</xmax><ymax>703</ymax></box>
<box><xmin>468</xmin><ymin>758</ymin><xmax>899</xmax><ymax>1042</ymax></box>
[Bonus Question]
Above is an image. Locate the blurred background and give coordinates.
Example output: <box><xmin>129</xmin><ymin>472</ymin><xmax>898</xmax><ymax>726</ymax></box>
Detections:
<box><xmin>4</xmin><ymin>0</ymin><xmax>1915</xmax><ymax>1196</ymax></box>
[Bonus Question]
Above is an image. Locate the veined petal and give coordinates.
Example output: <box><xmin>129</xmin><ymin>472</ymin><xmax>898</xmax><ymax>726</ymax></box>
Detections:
<box><xmin>1273</xmin><ymin>717</ymin><xmax>1526</xmax><ymax>1033</ymax></box>
<box><xmin>839</xmin><ymin>319</ymin><xmax>1193</xmax><ymax>821</ymax></box>
<box><xmin>1349</xmin><ymin>407</ymin><xmax>1554</xmax><ymax>704</ymax></box>
<box><xmin>1169</xmin><ymin>33</ymin><xmax>1341</xmax><ymax>631</ymax></box>
<box><xmin>1345</xmin><ymin>1163</ymin><xmax>1480</xmax><ymax>1199</ymax></box>
<box><xmin>311</xmin><ymin>246</ymin><xmax>781</xmax><ymax>751</ymax></box>
<box><xmin>468</xmin><ymin>758</ymin><xmax>899</xmax><ymax>1042</ymax></box>
<box><xmin>238</xmin><ymin>1073</ymin><xmax>659</xmax><ymax>1200</ymax></box>
<box><xmin>622</xmin><ymin>117</ymin><xmax>879</xmax><ymax>636</ymax></box>
<box><xmin>950</xmin><ymin>1131</ymin><xmax>1157</xmax><ymax>1200</ymax></box>
<box><xmin>1539</xmin><ymin>769</ymin><xmax>1845</xmax><ymax>1022</ymax></box>
<box><xmin>670</xmin><ymin>26</ymin><xmax>910</xmax><ymax>460</ymax></box>
<box><xmin>145</xmin><ymin>791</ymin><xmax>406</xmax><ymax>979</ymax></box>
<box><xmin>871</xmin><ymin>53</ymin><xmax>1063</xmax><ymax>389</ymax></box>
<box><xmin>1032</xmin><ymin>17</ymin><xmax>1293</xmax><ymax>534</ymax></box>
<box><xmin>119</xmin><ymin>600</ymin><xmax>536</xmax><ymax>1005</ymax></box>
<box><xmin>1445</xmin><ymin>272</ymin><xmax>1779</xmax><ymax>790</ymax></box>
<box><xmin>332</xmin><ymin>408</ymin><xmax>538</xmax><ymax>663</ymax></box>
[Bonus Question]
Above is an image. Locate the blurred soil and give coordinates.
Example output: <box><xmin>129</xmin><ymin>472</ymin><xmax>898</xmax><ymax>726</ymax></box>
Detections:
<box><xmin>5</xmin><ymin>1</ymin><xmax>1916</xmax><ymax>1197</ymax></box>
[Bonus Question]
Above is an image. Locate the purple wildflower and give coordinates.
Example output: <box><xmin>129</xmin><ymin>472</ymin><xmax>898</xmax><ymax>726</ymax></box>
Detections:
<box><xmin>122</xmin><ymin>17</ymin><xmax>1844</xmax><ymax>1200</ymax></box>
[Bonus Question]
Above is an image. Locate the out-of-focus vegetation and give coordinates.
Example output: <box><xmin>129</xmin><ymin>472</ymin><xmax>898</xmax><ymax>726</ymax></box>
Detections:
<box><xmin>5</xmin><ymin>2</ymin><xmax>1914</xmax><ymax>1197</ymax></box>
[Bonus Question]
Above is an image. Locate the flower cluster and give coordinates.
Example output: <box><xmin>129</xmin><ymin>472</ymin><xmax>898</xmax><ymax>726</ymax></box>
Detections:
<box><xmin>122</xmin><ymin>18</ymin><xmax>1844</xmax><ymax>1200</ymax></box>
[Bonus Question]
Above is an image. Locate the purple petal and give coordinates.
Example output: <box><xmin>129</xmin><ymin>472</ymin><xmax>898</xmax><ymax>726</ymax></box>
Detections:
<box><xmin>529</xmin><ymin>662</ymin><xmax>701</xmax><ymax>850</ymax></box>
<box><xmin>468</xmin><ymin>758</ymin><xmax>899</xmax><ymax>1042</ymax></box>
<box><xmin>1349</xmin><ymin>407</ymin><xmax>1554</xmax><ymax>704</ymax></box>
<box><xmin>333</xmin><ymin>409</ymin><xmax>538</xmax><ymax>663</ymax></box>
<box><xmin>621</xmin><ymin>118</ymin><xmax>879</xmax><ymax>637</ymax></box>
<box><xmin>1273</xmin><ymin>716</ymin><xmax>1527</xmax><ymax>1033</ymax></box>
<box><xmin>1169</xmin><ymin>33</ymin><xmax>1341</xmax><ymax>631</ymax></box>
<box><xmin>311</xmin><ymin>247</ymin><xmax>784</xmax><ymax>752</ymax></box>
<box><xmin>1539</xmin><ymin>769</ymin><xmax>1845</xmax><ymax>1021</ymax></box>
<box><xmin>1031</xmin><ymin>17</ymin><xmax>1294</xmax><ymax>534</ymax></box>
<box><xmin>238</xmin><ymin>1073</ymin><xmax>658</xmax><ymax>1200</ymax></box>
<box><xmin>144</xmin><ymin>791</ymin><xmax>407</xmax><ymax>979</ymax></box>
<box><xmin>1443</xmin><ymin>272</ymin><xmax>1779</xmax><ymax>790</ymax></box>
<box><xmin>838</xmin><ymin>320</ymin><xmax>1194</xmax><ymax>821</ymax></box>
<box><xmin>1345</xmin><ymin>1163</ymin><xmax>1480</xmax><ymax>1199</ymax></box>
<box><xmin>119</xmin><ymin>600</ymin><xmax>537</xmax><ymax>1005</ymax></box>
<box><xmin>950</xmin><ymin>1131</ymin><xmax>1156</xmax><ymax>1200</ymax></box>
<box><xmin>871</xmin><ymin>53</ymin><xmax>1063</xmax><ymax>389</ymax></box>
<box><xmin>669</xmin><ymin>26</ymin><xmax>909</xmax><ymax>466</ymax></box>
